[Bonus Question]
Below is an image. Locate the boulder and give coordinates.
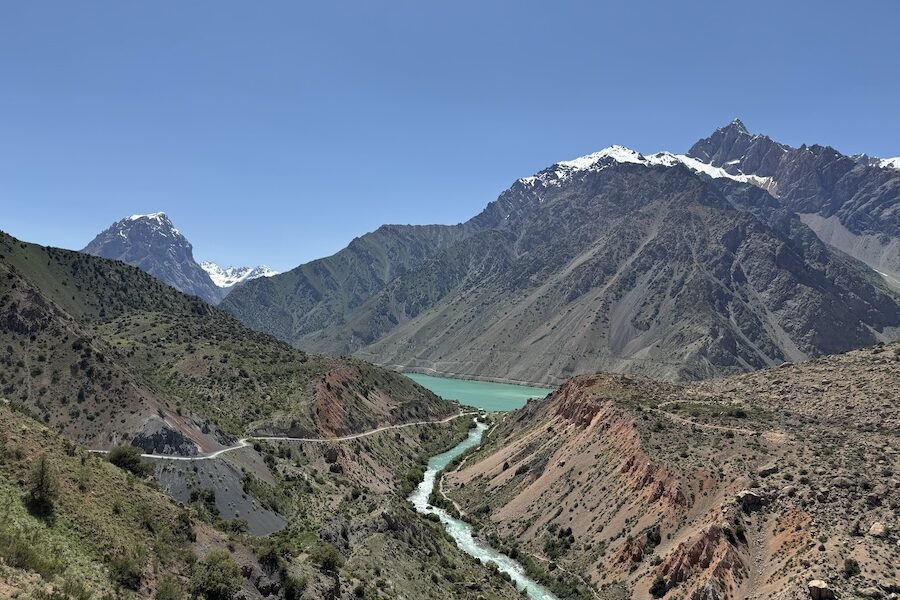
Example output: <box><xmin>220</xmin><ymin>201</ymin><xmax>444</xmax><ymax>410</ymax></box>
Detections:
<box><xmin>868</xmin><ymin>521</ymin><xmax>888</xmax><ymax>538</ymax></box>
<box><xmin>757</xmin><ymin>463</ymin><xmax>779</xmax><ymax>477</ymax></box>
<box><xmin>737</xmin><ymin>490</ymin><xmax>765</xmax><ymax>513</ymax></box>
<box><xmin>859</xmin><ymin>587</ymin><xmax>883</xmax><ymax>598</ymax></box>
<box><xmin>808</xmin><ymin>580</ymin><xmax>834</xmax><ymax>600</ymax></box>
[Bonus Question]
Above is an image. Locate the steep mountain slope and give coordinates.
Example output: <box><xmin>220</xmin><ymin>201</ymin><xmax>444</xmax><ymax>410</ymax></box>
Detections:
<box><xmin>351</xmin><ymin>154</ymin><xmax>899</xmax><ymax>383</ymax></box>
<box><xmin>0</xmin><ymin>395</ymin><xmax>520</xmax><ymax>600</ymax></box>
<box><xmin>0</xmin><ymin>398</ymin><xmax>311</xmax><ymax>600</ymax></box>
<box><xmin>689</xmin><ymin>119</ymin><xmax>900</xmax><ymax>289</ymax></box>
<box><xmin>0</xmin><ymin>230</ymin><xmax>454</xmax><ymax>453</ymax></box>
<box><xmin>443</xmin><ymin>343</ymin><xmax>900</xmax><ymax>599</ymax></box>
<box><xmin>82</xmin><ymin>212</ymin><xmax>226</xmax><ymax>304</ymax></box>
<box><xmin>220</xmin><ymin>222</ymin><xmax>490</xmax><ymax>343</ymax></box>
<box><xmin>222</xmin><ymin>127</ymin><xmax>900</xmax><ymax>384</ymax></box>
<box><xmin>1</xmin><ymin>229</ymin><xmax>528</xmax><ymax>599</ymax></box>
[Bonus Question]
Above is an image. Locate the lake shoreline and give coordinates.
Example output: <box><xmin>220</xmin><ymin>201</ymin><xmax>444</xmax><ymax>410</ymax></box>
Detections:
<box><xmin>404</xmin><ymin>372</ymin><xmax>553</xmax><ymax>412</ymax></box>
<box><xmin>382</xmin><ymin>363</ymin><xmax>557</xmax><ymax>389</ymax></box>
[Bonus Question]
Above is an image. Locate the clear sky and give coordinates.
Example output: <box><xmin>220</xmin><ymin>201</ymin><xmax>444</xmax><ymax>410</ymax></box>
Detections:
<box><xmin>2</xmin><ymin>1</ymin><xmax>899</xmax><ymax>271</ymax></box>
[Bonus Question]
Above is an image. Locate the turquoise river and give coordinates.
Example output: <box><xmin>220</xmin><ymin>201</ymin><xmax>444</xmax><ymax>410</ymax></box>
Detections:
<box><xmin>407</xmin><ymin>373</ymin><xmax>558</xmax><ymax>600</ymax></box>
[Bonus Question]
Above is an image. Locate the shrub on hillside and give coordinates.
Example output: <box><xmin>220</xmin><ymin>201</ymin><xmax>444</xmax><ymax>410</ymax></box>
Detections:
<box><xmin>27</xmin><ymin>454</ymin><xmax>58</xmax><ymax>515</ymax></box>
<box><xmin>309</xmin><ymin>541</ymin><xmax>344</xmax><ymax>573</ymax></box>
<box><xmin>189</xmin><ymin>549</ymin><xmax>241</xmax><ymax>600</ymax></box>
<box><xmin>109</xmin><ymin>551</ymin><xmax>143</xmax><ymax>590</ymax></box>
<box><xmin>107</xmin><ymin>445</ymin><xmax>153</xmax><ymax>477</ymax></box>
<box><xmin>154</xmin><ymin>575</ymin><xmax>185</xmax><ymax>600</ymax></box>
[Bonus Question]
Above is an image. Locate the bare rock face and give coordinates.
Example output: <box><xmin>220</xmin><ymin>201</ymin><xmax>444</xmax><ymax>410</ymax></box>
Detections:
<box><xmin>131</xmin><ymin>417</ymin><xmax>199</xmax><ymax>455</ymax></box>
<box><xmin>736</xmin><ymin>490</ymin><xmax>765</xmax><ymax>513</ymax></box>
<box><xmin>82</xmin><ymin>213</ymin><xmax>225</xmax><ymax>304</ymax></box>
<box><xmin>757</xmin><ymin>462</ymin><xmax>779</xmax><ymax>477</ymax></box>
<box><xmin>808</xmin><ymin>580</ymin><xmax>835</xmax><ymax>600</ymax></box>
<box><xmin>222</xmin><ymin>121</ymin><xmax>900</xmax><ymax>385</ymax></box>
<box><xmin>689</xmin><ymin>120</ymin><xmax>900</xmax><ymax>287</ymax></box>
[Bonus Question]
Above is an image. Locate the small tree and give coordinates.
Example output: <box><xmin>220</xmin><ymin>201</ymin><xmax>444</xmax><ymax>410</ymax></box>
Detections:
<box><xmin>650</xmin><ymin>575</ymin><xmax>667</xmax><ymax>598</ymax></box>
<box><xmin>189</xmin><ymin>550</ymin><xmax>241</xmax><ymax>600</ymax></box>
<box><xmin>108</xmin><ymin>445</ymin><xmax>153</xmax><ymax>477</ymax></box>
<box><xmin>28</xmin><ymin>454</ymin><xmax>57</xmax><ymax>514</ymax></box>
<box><xmin>309</xmin><ymin>541</ymin><xmax>344</xmax><ymax>573</ymax></box>
<box><xmin>843</xmin><ymin>558</ymin><xmax>861</xmax><ymax>578</ymax></box>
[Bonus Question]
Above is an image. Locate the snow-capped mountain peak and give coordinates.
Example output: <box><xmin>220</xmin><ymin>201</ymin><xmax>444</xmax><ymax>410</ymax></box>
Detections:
<box><xmin>82</xmin><ymin>212</ymin><xmax>224</xmax><ymax>304</ymax></box>
<box><xmin>519</xmin><ymin>145</ymin><xmax>773</xmax><ymax>189</ymax></box>
<box><xmin>200</xmin><ymin>262</ymin><xmax>279</xmax><ymax>289</ymax></box>
<box><xmin>878</xmin><ymin>157</ymin><xmax>900</xmax><ymax>170</ymax></box>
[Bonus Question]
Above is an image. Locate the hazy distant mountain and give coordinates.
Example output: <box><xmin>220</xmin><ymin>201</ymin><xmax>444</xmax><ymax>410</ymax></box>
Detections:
<box><xmin>201</xmin><ymin>261</ymin><xmax>278</xmax><ymax>290</ymax></box>
<box><xmin>219</xmin><ymin>222</ymin><xmax>490</xmax><ymax>343</ymax></box>
<box><xmin>689</xmin><ymin>119</ymin><xmax>900</xmax><ymax>289</ymax></box>
<box><xmin>222</xmin><ymin>122</ymin><xmax>900</xmax><ymax>384</ymax></box>
<box><xmin>82</xmin><ymin>212</ymin><xmax>225</xmax><ymax>304</ymax></box>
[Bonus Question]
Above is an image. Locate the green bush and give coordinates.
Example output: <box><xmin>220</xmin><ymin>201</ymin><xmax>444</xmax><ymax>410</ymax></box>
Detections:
<box><xmin>0</xmin><ymin>521</ymin><xmax>63</xmax><ymax>578</ymax></box>
<box><xmin>843</xmin><ymin>558</ymin><xmax>860</xmax><ymax>578</ymax></box>
<box><xmin>282</xmin><ymin>574</ymin><xmax>307</xmax><ymax>600</ymax></box>
<box><xmin>109</xmin><ymin>551</ymin><xmax>143</xmax><ymax>590</ymax></box>
<box><xmin>650</xmin><ymin>576</ymin><xmax>667</xmax><ymax>597</ymax></box>
<box><xmin>189</xmin><ymin>549</ymin><xmax>242</xmax><ymax>600</ymax></box>
<box><xmin>108</xmin><ymin>445</ymin><xmax>153</xmax><ymax>477</ymax></box>
<box><xmin>309</xmin><ymin>541</ymin><xmax>344</xmax><ymax>573</ymax></box>
<box><xmin>155</xmin><ymin>575</ymin><xmax>185</xmax><ymax>600</ymax></box>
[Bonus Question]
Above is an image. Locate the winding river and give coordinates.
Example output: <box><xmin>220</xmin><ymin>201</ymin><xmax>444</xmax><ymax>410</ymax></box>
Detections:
<box><xmin>407</xmin><ymin>375</ymin><xmax>558</xmax><ymax>600</ymax></box>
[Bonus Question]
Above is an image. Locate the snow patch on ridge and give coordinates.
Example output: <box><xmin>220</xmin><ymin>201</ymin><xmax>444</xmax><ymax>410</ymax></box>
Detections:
<box><xmin>519</xmin><ymin>145</ymin><xmax>773</xmax><ymax>189</ymax></box>
<box><xmin>201</xmin><ymin>262</ymin><xmax>279</xmax><ymax>288</ymax></box>
<box><xmin>119</xmin><ymin>212</ymin><xmax>180</xmax><ymax>236</ymax></box>
<box><xmin>878</xmin><ymin>157</ymin><xmax>900</xmax><ymax>170</ymax></box>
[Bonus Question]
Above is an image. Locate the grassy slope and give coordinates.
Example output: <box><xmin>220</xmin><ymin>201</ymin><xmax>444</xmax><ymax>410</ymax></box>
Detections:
<box><xmin>1</xmin><ymin>230</ymin><xmax>521</xmax><ymax>599</ymax></box>
<box><xmin>220</xmin><ymin>223</ymin><xmax>477</xmax><ymax>348</ymax></box>
<box><xmin>0</xmin><ymin>231</ymin><xmax>453</xmax><ymax>448</ymax></box>
<box><xmin>0</xmin><ymin>400</ymin><xmax>196</xmax><ymax>598</ymax></box>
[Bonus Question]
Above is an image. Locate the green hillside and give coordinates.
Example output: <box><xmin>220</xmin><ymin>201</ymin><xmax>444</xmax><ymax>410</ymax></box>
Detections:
<box><xmin>0</xmin><ymin>231</ymin><xmax>453</xmax><ymax>451</ymax></box>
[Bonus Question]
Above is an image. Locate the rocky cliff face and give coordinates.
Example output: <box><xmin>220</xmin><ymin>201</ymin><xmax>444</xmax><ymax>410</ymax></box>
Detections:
<box><xmin>689</xmin><ymin>120</ymin><xmax>900</xmax><ymax>289</ymax></box>
<box><xmin>353</xmin><ymin>158</ymin><xmax>899</xmax><ymax>383</ymax></box>
<box><xmin>82</xmin><ymin>212</ymin><xmax>225</xmax><ymax>304</ymax></box>
<box><xmin>223</xmin><ymin>124</ymin><xmax>900</xmax><ymax>383</ymax></box>
<box><xmin>444</xmin><ymin>343</ymin><xmax>900</xmax><ymax>599</ymax></box>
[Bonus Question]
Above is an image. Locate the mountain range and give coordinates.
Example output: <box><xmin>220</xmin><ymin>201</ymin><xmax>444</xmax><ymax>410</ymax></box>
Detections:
<box><xmin>82</xmin><ymin>212</ymin><xmax>276</xmax><ymax>304</ymax></box>
<box><xmin>221</xmin><ymin>121</ymin><xmax>900</xmax><ymax>384</ymax></box>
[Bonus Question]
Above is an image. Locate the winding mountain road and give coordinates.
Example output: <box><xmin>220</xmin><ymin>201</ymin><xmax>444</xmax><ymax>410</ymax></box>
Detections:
<box><xmin>92</xmin><ymin>411</ymin><xmax>477</xmax><ymax>461</ymax></box>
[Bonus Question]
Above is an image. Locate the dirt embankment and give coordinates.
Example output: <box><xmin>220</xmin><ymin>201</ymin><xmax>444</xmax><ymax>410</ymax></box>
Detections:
<box><xmin>445</xmin><ymin>345</ymin><xmax>900</xmax><ymax>599</ymax></box>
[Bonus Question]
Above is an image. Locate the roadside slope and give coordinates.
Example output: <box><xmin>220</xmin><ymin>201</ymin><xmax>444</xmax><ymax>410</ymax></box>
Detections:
<box><xmin>445</xmin><ymin>343</ymin><xmax>900</xmax><ymax>599</ymax></box>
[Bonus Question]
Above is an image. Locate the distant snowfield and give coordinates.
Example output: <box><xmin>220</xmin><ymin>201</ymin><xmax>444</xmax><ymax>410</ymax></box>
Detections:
<box><xmin>201</xmin><ymin>261</ymin><xmax>278</xmax><ymax>288</ymax></box>
<box><xmin>520</xmin><ymin>144</ymin><xmax>773</xmax><ymax>189</ymax></box>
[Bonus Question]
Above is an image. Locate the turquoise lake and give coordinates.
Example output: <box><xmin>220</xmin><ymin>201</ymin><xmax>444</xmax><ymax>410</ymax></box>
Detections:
<box><xmin>406</xmin><ymin>373</ymin><xmax>553</xmax><ymax>412</ymax></box>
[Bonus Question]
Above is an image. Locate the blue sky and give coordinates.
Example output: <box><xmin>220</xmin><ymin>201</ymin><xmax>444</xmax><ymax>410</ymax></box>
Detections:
<box><xmin>2</xmin><ymin>1</ymin><xmax>899</xmax><ymax>271</ymax></box>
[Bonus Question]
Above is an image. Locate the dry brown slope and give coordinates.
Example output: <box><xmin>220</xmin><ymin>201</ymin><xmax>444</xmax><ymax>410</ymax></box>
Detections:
<box><xmin>445</xmin><ymin>343</ymin><xmax>900</xmax><ymax>599</ymax></box>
